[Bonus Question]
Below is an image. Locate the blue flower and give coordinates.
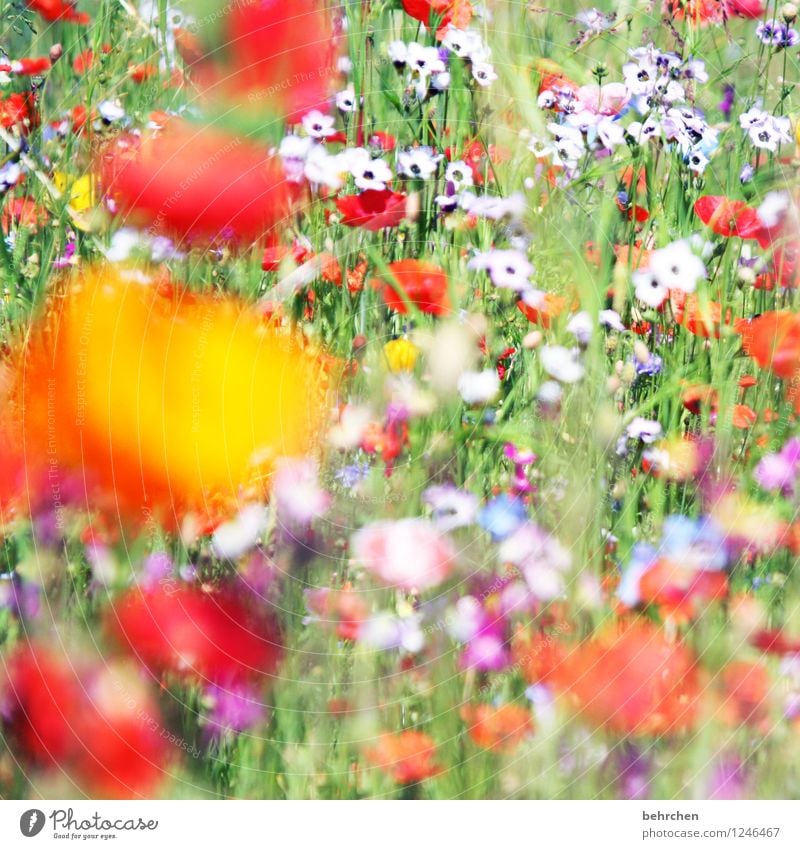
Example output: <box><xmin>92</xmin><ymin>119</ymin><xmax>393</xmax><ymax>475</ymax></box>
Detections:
<box><xmin>478</xmin><ymin>494</ymin><xmax>527</xmax><ymax>541</ymax></box>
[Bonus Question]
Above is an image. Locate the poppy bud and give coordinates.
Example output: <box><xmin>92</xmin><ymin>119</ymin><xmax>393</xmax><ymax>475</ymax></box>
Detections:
<box><xmin>49</xmin><ymin>43</ymin><xmax>63</xmax><ymax>62</ymax></box>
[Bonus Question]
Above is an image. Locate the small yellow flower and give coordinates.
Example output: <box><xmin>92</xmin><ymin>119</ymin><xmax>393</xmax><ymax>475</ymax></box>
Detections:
<box><xmin>383</xmin><ymin>338</ymin><xmax>419</xmax><ymax>373</ymax></box>
<box><xmin>53</xmin><ymin>172</ymin><xmax>96</xmax><ymax>230</ymax></box>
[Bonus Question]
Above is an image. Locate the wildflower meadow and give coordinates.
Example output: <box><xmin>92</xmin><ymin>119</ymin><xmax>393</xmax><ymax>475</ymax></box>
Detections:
<box><xmin>1</xmin><ymin>0</ymin><xmax>800</xmax><ymax>810</ymax></box>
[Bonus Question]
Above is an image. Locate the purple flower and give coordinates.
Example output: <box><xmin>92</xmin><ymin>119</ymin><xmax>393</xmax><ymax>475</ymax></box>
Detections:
<box><xmin>708</xmin><ymin>755</ymin><xmax>749</xmax><ymax>800</ymax></box>
<box><xmin>754</xmin><ymin>437</ymin><xmax>800</xmax><ymax>495</ymax></box>
<box><xmin>204</xmin><ymin>683</ymin><xmax>266</xmax><ymax>736</ymax></box>
<box><xmin>718</xmin><ymin>85</ymin><xmax>735</xmax><ymax>120</ymax></box>
<box><xmin>0</xmin><ymin>573</ymin><xmax>39</xmax><ymax>620</ymax></box>
<box><xmin>614</xmin><ymin>743</ymin><xmax>652</xmax><ymax>800</ymax></box>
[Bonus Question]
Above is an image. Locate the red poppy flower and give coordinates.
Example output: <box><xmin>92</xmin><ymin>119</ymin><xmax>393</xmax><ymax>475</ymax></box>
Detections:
<box><xmin>107</xmin><ymin>585</ymin><xmax>283</xmax><ymax>686</ymax></box>
<box><xmin>554</xmin><ymin>621</ymin><xmax>700</xmax><ymax>736</ymax></box>
<box><xmin>720</xmin><ymin>661</ymin><xmax>771</xmax><ymax>727</ymax></box>
<box><xmin>25</xmin><ymin>0</ymin><xmax>89</xmax><ymax>24</ymax></box>
<box><xmin>365</xmin><ymin>731</ymin><xmax>441</xmax><ymax>784</ymax></box>
<box><xmin>0</xmin><ymin>56</ymin><xmax>51</xmax><ymax>75</ymax></box>
<box><xmin>726</xmin><ymin>0</ymin><xmax>765</xmax><ymax>16</ymax></box>
<box><xmin>751</xmin><ymin>628</ymin><xmax>800</xmax><ymax>656</ymax></box>
<box><xmin>335</xmin><ymin>189</ymin><xmax>408</xmax><ymax>230</ymax></box>
<box><xmin>461</xmin><ymin>703</ymin><xmax>534</xmax><ymax>752</ymax></box>
<box><xmin>1</xmin><ymin>644</ymin><xmax>167</xmax><ymax>797</ymax></box>
<box><xmin>0</xmin><ymin>91</ymin><xmax>38</xmax><ymax>133</ymax></box>
<box><xmin>638</xmin><ymin>560</ymin><xmax>728</xmax><ymax>620</ymax></box>
<box><xmin>739</xmin><ymin>311</ymin><xmax>800</xmax><ymax>379</ymax></box>
<box><xmin>99</xmin><ymin>121</ymin><xmax>291</xmax><ymax>243</ymax></box>
<box><xmin>671</xmin><ymin>291</ymin><xmax>732</xmax><ymax>339</ymax></box>
<box><xmin>182</xmin><ymin>0</ymin><xmax>338</xmax><ymax>123</ymax></box>
<box><xmin>517</xmin><ymin>292</ymin><xmax>567</xmax><ymax>328</ymax></box>
<box><xmin>1</xmin><ymin>197</ymin><xmax>47</xmax><ymax>231</ymax></box>
<box><xmin>663</xmin><ymin>0</ymin><xmax>725</xmax><ymax>23</ymax></box>
<box><xmin>371</xmin><ymin>259</ymin><xmax>450</xmax><ymax>316</ymax></box>
<box><xmin>694</xmin><ymin>195</ymin><xmax>765</xmax><ymax>240</ymax></box>
<box><xmin>401</xmin><ymin>0</ymin><xmax>473</xmax><ymax>37</ymax></box>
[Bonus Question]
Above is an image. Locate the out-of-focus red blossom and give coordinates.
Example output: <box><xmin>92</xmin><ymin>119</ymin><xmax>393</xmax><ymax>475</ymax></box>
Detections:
<box><xmin>1</xmin><ymin>197</ymin><xmax>47</xmax><ymax>231</ymax></box>
<box><xmin>511</xmin><ymin>627</ymin><xmax>569</xmax><ymax>685</ymax></box>
<box><xmin>365</xmin><ymin>731</ymin><xmax>441</xmax><ymax>784</ymax></box>
<box><xmin>553</xmin><ymin>621</ymin><xmax>700</xmax><ymax>736</ymax></box>
<box><xmin>638</xmin><ymin>560</ymin><xmax>728</xmax><ymax>621</ymax></box>
<box><xmin>184</xmin><ymin>0</ymin><xmax>338</xmax><ymax>122</ymax></box>
<box><xmin>99</xmin><ymin>121</ymin><xmax>291</xmax><ymax>243</ymax></box>
<box><xmin>335</xmin><ymin>189</ymin><xmax>408</xmax><ymax>230</ymax></box>
<box><xmin>751</xmin><ymin>628</ymin><xmax>800</xmax><ymax>656</ymax></box>
<box><xmin>725</xmin><ymin>0</ymin><xmax>766</xmax><ymax>16</ymax></box>
<box><xmin>738</xmin><ymin>311</ymin><xmax>800</xmax><ymax>379</ymax></box>
<box><xmin>720</xmin><ymin>661</ymin><xmax>771</xmax><ymax>727</ymax></box>
<box><xmin>107</xmin><ymin>585</ymin><xmax>283</xmax><ymax>685</ymax></box>
<box><xmin>367</xmin><ymin>131</ymin><xmax>397</xmax><ymax>152</ymax></box>
<box><xmin>24</xmin><ymin>0</ymin><xmax>89</xmax><ymax>24</ymax></box>
<box><xmin>0</xmin><ymin>91</ymin><xmax>38</xmax><ymax>133</ymax></box>
<box><xmin>517</xmin><ymin>292</ymin><xmax>568</xmax><ymax>328</ymax></box>
<box><xmin>305</xmin><ymin>585</ymin><xmax>367</xmax><ymax>641</ymax></box>
<box><xmin>0</xmin><ymin>57</ymin><xmax>51</xmax><ymax>75</ymax></box>
<box><xmin>694</xmin><ymin>195</ymin><xmax>766</xmax><ymax>242</ymax></box>
<box><xmin>0</xmin><ymin>644</ymin><xmax>167</xmax><ymax>797</ymax></box>
<box><xmin>401</xmin><ymin>0</ymin><xmax>472</xmax><ymax>37</ymax></box>
<box><xmin>72</xmin><ymin>46</ymin><xmax>110</xmax><ymax>74</ymax></box>
<box><xmin>671</xmin><ymin>291</ymin><xmax>732</xmax><ymax>339</ymax></box>
<box><xmin>129</xmin><ymin>63</ymin><xmax>157</xmax><ymax>83</ymax></box>
<box><xmin>370</xmin><ymin>259</ymin><xmax>450</xmax><ymax>316</ymax></box>
<box><xmin>663</xmin><ymin>0</ymin><xmax>725</xmax><ymax>23</ymax></box>
<box><xmin>461</xmin><ymin>703</ymin><xmax>534</xmax><ymax>752</ymax></box>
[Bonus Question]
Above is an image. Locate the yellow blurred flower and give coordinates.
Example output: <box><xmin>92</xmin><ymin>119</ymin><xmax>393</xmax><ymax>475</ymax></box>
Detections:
<box><xmin>6</xmin><ymin>265</ymin><xmax>329</xmax><ymax>528</ymax></box>
<box><xmin>383</xmin><ymin>338</ymin><xmax>419</xmax><ymax>373</ymax></box>
<box><xmin>53</xmin><ymin>171</ymin><xmax>95</xmax><ymax>211</ymax></box>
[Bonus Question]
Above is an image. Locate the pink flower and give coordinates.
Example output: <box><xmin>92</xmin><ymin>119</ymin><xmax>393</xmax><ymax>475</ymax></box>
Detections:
<box><xmin>576</xmin><ymin>83</ymin><xmax>630</xmax><ymax>116</ymax></box>
<box><xmin>351</xmin><ymin>518</ymin><xmax>456</xmax><ymax>591</ymax></box>
<box><xmin>273</xmin><ymin>458</ymin><xmax>331</xmax><ymax>525</ymax></box>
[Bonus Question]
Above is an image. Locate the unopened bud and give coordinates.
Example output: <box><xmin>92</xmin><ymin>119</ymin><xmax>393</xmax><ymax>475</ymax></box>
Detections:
<box><xmin>782</xmin><ymin>2</ymin><xmax>797</xmax><ymax>22</ymax></box>
<box><xmin>49</xmin><ymin>43</ymin><xmax>63</xmax><ymax>62</ymax></box>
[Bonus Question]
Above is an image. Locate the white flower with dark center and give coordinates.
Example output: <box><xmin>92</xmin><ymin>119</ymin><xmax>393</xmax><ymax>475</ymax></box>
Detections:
<box><xmin>749</xmin><ymin>115</ymin><xmax>791</xmax><ymax>152</ymax></box>
<box><xmin>279</xmin><ymin>134</ymin><xmax>314</xmax><ymax>182</ymax></box>
<box><xmin>739</xmin><ymin>106</ymin><xmax>769</xmax><ymax>130</ymax></box>
<box><xmin>397</xmin><ymin>147</ymin><xmax>441</xmax><ymax>179</ymax></box>
<box><xmin>472</xmin><ymin>62</ymin><xmax>497</xmax><ymax>87</ymax></box>
<box><xmin>626</xmin><ymin>117</ymin><xmax>661</xmax><ymax>144</ymax></box>
<box><xmin>406</xmin><ymin>42</ymin><xmax>446</xmax><ymax>77</ymax></box>
<box><xmin>686</xmin><ymin>148</ymin><xmax>710</xmax><ymax>173</ymax></box>
<box><xmin>648</xmin><ymin>239</ymin><xmax>706</xmax><ymax>293</ymax></box>
<box><xmin>442</xmin><ymin>28</ymin><xmax>484</xmax><ymax>58</ymax></box>
<box><xmin>336</xmin><ymin>87</ymin><xmax>357</xmax><ymax>112</ymax></box>
<box><xmin>301</xmin><ymin>109</ymin><xmax>336</xmax><ymax>139</ymax></box>
<box><xmin>468</xmin><ymin>249</ymin><xmax>533</xmax><ymax>291</ymax></box>
<box><xmin>387</xmin><ymin>40</ymin><xmax>408</xmax><ymax>67</ymax></box>
<box><xmin>633</xmin><ymin>269</ymin><xmax>669</xmax><ymax>308</ymax></box>
<box><xmin>347</xmin><ymin>147</ymin><xmax>393</xmax><ymax>191</ymax></box>
<box><xmin>98</xmin><ymin>100</ymin><xmax>126</xmax><ymax>122</ymax></box>
<box><xmin>599</xmin><ymin>309</ymin><xmax>626</xmax><ymax>332</ymax></box>
<box><xmin>626</xmin><ymin>416</ymin><xmax>662</xmax><ymax>443</ymax></box>
<box><xmin>540</xmin><ymin>346</ymin><xmax>585</xmax><ymax>383</ymax></box>
<box><xmin>597</xmin><ymin>117</ymin><xmax>625</xmax><ymax>149</ymax></box>
<box><xmin>445</xmin><ymin>160</ymin><xmax>474</xmax><ymax>189</ymax></box>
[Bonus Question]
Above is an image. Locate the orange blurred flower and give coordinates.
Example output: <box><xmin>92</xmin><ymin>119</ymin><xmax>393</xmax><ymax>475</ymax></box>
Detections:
<box><xmin>739</xmin><ymin>311</ymin><xmax>800</xmax><ymax>379</ymax></box>
<box><xmin>461</xmin><ymin>703</ymin><xmax>534</xmax><ymax>752</ymax></box>
<box><xmin>365</xmin><ymin>731</ymin><xmax>441</xmax><ymax>784</ymax></box>
<box><xmin>554</xmin><ymin>621</ymin><xmax>700</xmax><ymax>736</ymax></box>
